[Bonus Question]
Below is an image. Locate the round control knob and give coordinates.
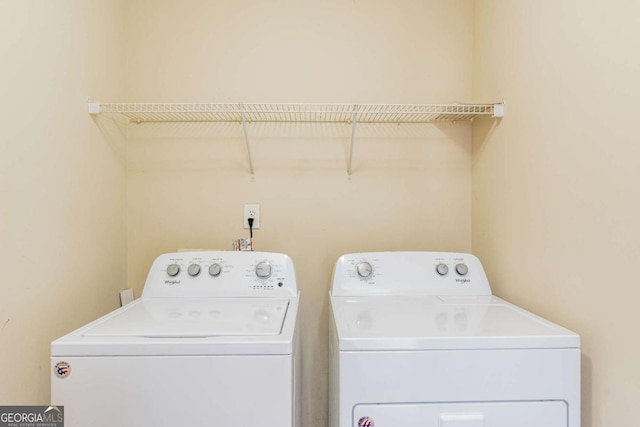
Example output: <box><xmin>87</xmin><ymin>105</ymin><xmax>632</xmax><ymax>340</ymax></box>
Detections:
<box><xmin>356</xmin><ymin>262</ymin><xmax>373</xmax><ymax>278</ymax></box>
<box><xmin>435</xmin><ymin>263</ymin><xmax>449</xmax><ymax>276</ymax></box>
<box><xmin>187</xmin><ymin>263</ymin><xmax>201</xmax><ymax>277</ymax></box>
<box><xmin>166</xmin><ymin>263</ymin><xmax>180</xmax><ymax>277</ymax></box>
<box><xmin>455</xmin><ymin>263</ymin><xmax>469</xmax><ymax>276</ymax></box>
<box><xmin>208</xmin><ymin>263</ymin><xmax>222</xmax><ymax>277</ymax></box>
<box><xmin>255</xmin><ymin>261</ymin><xmax>272</xmax><ymax>279</ymax></box>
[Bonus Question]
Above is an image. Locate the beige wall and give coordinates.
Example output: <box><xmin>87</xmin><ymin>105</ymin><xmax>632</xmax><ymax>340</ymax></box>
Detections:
<box><xmin>0</xmin><ymin>1</ymin><xmax>127</xmax><ymax>404</ymax></box>
<box><xmin>472</xmin><ymin>1</ymin><xmax>640</xmax><ymax>426</ymax></box>
<box><xmin>13</xmin><ymin>3</ymin><xmax>626</xmax><ymax>426</ymax></box>
<box><xmin>124</xmin><ymin>1</ymin><xmax>473</xmax><ymax>426</ymax></box>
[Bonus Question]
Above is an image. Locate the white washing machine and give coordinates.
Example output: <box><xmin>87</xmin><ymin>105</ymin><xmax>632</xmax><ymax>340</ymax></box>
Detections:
<box><xmin>329</xmin><ymin>252</ymin><xmax>580</xmax><ymax>427</ymax></box>
<box><xmin>51</xmin><ymin>251</ymin><xmax>300</xmax><ymax>427</ymax></box>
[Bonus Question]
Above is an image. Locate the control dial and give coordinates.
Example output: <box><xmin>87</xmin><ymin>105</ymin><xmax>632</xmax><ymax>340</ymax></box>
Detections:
<box><xmin>435</xmin><ymin>263</ymin><xmax>449</xmax><ymax>276</ymax></box>
<box><xmin>356</xmin><ymin>262</ymin><xmax>373</xmax><ymax>278</ymax></box>
<box><xmin>455</xmin><ymin>263</ymin><xmax>469</xmax><ymax>276</ymax></box>
<box><xmin>255</xmin><ymin>261</ymin><xmax>272</xmax><ymax>279</ymax></box>
<box><xmin>208</xmin><ymin>263</ymin><xmax>222</xmax><ymax>277</ymax></box>
<box><xmin>167</xmin><ymin>263</ymin><xmax>180</xmax><ymax>277</ymax></box>
<box><xmin>187</xmin><ymin>263</ymin><xmax>201</xmax><ymax>277</ymax></box>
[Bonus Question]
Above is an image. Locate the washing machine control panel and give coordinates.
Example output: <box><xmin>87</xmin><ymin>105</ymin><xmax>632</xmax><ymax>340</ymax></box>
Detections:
<box><xmin>142</xmin><ymin>251</ymin><xmax>297</xmax><ymax>298</ymax></box>
<box><xmin>331</xmin><ymin>252</ymin><xmax>491</xmax><ymax>297</ymax></box>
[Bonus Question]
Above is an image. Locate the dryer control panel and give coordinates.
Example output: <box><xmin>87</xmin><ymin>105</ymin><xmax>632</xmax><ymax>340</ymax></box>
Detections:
<box><xmin>331</xmin><ymin>252</ymin><xmax>491</xmax><ymax>297</ymax></box>
<box><xmin>142</xmin><ymin>251</ymin><xmax>297</xmax><ymax>298</ymax></box>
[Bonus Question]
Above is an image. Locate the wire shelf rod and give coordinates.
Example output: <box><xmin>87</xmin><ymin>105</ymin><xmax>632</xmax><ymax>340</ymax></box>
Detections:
<box><xmin>91</xmin><ymin>101</ymin><xmax>504</xmax><ymax>123</ymax></box>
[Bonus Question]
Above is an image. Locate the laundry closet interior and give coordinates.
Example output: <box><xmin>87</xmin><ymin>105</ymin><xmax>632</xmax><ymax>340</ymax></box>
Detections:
<box><xmin>1</xmin><ymin>1</ymin><xmax>639</xmax><ymax>427</ymax></box>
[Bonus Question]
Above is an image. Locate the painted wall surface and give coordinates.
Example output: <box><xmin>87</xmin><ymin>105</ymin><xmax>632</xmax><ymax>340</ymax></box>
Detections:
<box><xmin>0</xmin><ymin>1</ymin><xmax>127</xmax><ymax>404</ymax></box>
<box><xmin>472</xmin><ymin>1</ymin><xmax>640</xmax><ymax>426</ymax></box>
<box><xmin>124</xmin><ymin>1</ymin><xmax>473</xmax><ymax>426</ymax></box>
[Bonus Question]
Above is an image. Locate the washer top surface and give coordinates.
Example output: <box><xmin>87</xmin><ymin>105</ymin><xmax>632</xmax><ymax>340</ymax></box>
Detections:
<box><xmin>52</xmin><ymin>251</ymin><xmax>300</xmax><ymax>356</ymax></box>
<box><xmin>83</xmin><ymin>298</ymin><xmax>290</xmax><ymax>338</ymax></box>
<box><xmin>331</xmin><ymin>295</ymin><xmax>579</xmax><ymax>351</ymax></box>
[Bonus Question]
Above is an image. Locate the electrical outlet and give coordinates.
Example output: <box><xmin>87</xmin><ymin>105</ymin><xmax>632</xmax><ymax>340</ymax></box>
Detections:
<box><xmin>244</xmin><ymin>204</ymin><xmax>260</xmax><ymax>229</ymax></box>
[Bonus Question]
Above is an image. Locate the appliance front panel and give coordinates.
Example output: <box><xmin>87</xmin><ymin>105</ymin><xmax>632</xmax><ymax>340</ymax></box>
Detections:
<box><xmin>336</xmin><ymin>348</ymin><xmax>580</xmax><ymax>427</ymax></box>
<box><xmin>51</xmin><ymin>355</ymin><xmax>293</xmax><ymax>427</ymax></box>
<box><xmin>354</xmin><ymin>401</ymin><xmax>567</xmax><ymax>427</ymax></box>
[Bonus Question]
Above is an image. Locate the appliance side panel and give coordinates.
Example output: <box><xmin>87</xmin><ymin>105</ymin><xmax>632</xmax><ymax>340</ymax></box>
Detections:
<box><xmin>339</xmin><ymin>348</ymin><xmax>580</xmax><ymax>427</ymax></box>
<box><xmin>293</xmin><ymin>317</ymin><xmax>301</xmax><ymax>427</ymax></box>
<box><xmin>51</xmin><ymin>355</ymin><xmax>293</xmax><ymax>427</ymax></box>
<box><xmin>329</xmin><ymin>302</ymin><xmax>340</xmax><ymax>427</ymax></box>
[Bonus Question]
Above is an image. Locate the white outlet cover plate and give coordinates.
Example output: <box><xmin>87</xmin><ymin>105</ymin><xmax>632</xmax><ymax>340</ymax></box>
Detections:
<box><xmin>244</xmin><ymin>204</ymin><xmax>261</xmax><ymax>229</ymax></box>
<box><xmin>120</xmin><ymin>288</ymin><xmax>134</xmax><ymax>306</ymax></box>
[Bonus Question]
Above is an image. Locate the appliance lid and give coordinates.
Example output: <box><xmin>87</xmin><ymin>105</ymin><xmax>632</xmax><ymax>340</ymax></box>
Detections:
<box><xmin>331</xmin><ymin>295</ymin><xmax>580</xmax><ymax>351</ymax></box>
<box><xmin>83</xmin><ymin>298</ymin><xmax>290</xmax><ymax>338</ymax></box>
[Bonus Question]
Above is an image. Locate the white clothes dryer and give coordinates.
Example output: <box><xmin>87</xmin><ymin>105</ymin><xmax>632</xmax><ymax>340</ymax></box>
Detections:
<box><xmin>329</xmin><ymin>252</ymin><xmax>579</xmax><ymax>427</ymax></box>
<box><xmin>52</xmin><ymin>251</ymin><xmax>300</xmax><ymax>427</ymax></box>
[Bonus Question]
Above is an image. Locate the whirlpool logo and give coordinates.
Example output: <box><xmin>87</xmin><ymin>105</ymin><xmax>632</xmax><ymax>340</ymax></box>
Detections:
<box><xmin>0</xmin><ymin>406</ymin><xmax>64</xmax><ymax>427</ymax></box>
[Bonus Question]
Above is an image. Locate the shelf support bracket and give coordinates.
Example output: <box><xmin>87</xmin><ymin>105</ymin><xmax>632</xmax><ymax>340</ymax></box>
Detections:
<box><xmin>347</xmin><ymin>105</ymin><xmax>358</xmax><ymax>175</ymax></box>
<box><xmin>492</xmin><ymin>101</ymin><xmax>506</xmax><ymax>118</ymax></box>
<box><xmin>87</xmin><ymin>99</ymin><xmax>101</xmax><ymax>115</ymax></box>
<box><xmin>239</xmin><ymin>105</ymin><xmax>255</xmax><ymax>175</ymax></box>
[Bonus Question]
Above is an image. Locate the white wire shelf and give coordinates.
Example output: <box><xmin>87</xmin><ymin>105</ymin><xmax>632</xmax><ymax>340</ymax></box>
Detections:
<box><xmin>88</xmin><ymin>100</ymin><xmax>505</xmax><ymax>174</ymax></box>
<box><xmin>89</xmin><ymin>101</ymin><xmax>504</xmax><ymax>124</ymax></box>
